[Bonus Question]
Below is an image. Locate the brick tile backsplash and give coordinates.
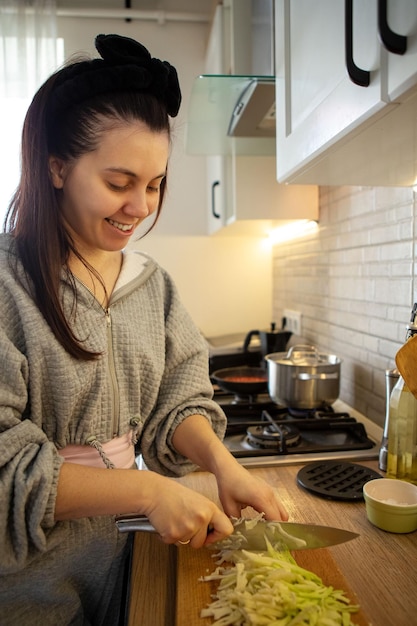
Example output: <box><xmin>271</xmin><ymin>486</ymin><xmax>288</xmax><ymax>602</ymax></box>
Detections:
<box><xmin>272</xmin><ymin>185</ymin><xmax>416</xmax><ymax>427</ymax></box>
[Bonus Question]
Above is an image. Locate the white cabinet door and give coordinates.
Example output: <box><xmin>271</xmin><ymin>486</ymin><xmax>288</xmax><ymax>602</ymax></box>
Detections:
<box><xmin>206</xmin><ymin>0</ymin><xmax>252</xmax><ymax>76</ymax></box>
<box><xmin>383</xmin><ymin>0</ymin><xmax>417</xmax><ymax>101</ymax></box>
<box><xmin>207</xmin><ymin>156</ymin><xmax>228</xmax><ymax>234</ymax></box>
<box><xmin>204</xmin><ymin>0</ymin><xmax>319</xmax><ymax>234</ymax></box>
<box><xmin>211</xmin><ymin>155</ymin><xmax>317</xmax><ymax>236</ymax></box>
<box><xmin>275</xmin><ymin>0</ymin><xmax>384</xmax><ymax>182</ymax></box>
<box><xmin>205</xmin><ymin>5</ymin><xmax>228</xmax><ymax>234</ymax></box>
<box><xmin>205</xmin><ymin>4</ymin><xmax>226</xmax><ymax>74</ymax></box>
<box><xmin>207</xmin><ymin>155</ymin><xmax>318</xmax><ymax>236</ymax></box>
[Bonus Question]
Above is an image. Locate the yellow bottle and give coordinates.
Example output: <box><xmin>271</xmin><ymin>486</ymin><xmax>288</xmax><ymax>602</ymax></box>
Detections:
<box><xmin>386</xmin><ymin>373</ymin><xmax>417</xmax><ymax>484</ymax></box>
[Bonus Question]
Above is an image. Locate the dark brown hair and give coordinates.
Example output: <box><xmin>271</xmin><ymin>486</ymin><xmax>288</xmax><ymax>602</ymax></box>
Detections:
<box><xmin>4</xmin><ymin>62</ymin><xmax>171</xmax><ymax>360</ymax></box>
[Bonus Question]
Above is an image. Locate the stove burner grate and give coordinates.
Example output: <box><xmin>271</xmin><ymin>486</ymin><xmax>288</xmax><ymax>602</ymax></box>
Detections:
<box><xmin>286</xmin><ymin>407</ymin><xmax>352</xmax><ymax>419</ymax></box>
<box><xmin>215</xmin><ymin>393</ymin><xmax>377</xmax><ymax>459</ymax></box>
<box><xmin>246</xmin><ymin>423</ymin><xmax>301</xmax><ymax>450</ymax></box>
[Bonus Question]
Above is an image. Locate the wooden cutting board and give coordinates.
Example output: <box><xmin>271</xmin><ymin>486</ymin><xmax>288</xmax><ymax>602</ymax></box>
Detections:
<box><xmin>176</xmin><ymin>544</ymin><xmax>370</xmax><ymax>626</ymax></box>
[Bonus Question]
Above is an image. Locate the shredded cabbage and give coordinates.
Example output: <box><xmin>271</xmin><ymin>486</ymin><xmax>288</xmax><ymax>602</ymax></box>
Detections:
<box><xmin>200</xmin><ymin>531</ymin><xmax>360</xmax><ymax>626</ymax></box>
<box><xmin>208</xmin><ymin>513</ymin><xmax>307</xmax><ymax>562</ymax></box>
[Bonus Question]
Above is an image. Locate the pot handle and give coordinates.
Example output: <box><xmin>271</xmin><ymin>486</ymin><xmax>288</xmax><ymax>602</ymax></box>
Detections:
<box><xmin>296</xmin><ymin>372</ymin><xmax>339</xmax><ymax>381</ymax></box>
<box><xmin>287</xmin><ymin>345</ymin><xmax>319</xmax><ymax>364</ymax></box>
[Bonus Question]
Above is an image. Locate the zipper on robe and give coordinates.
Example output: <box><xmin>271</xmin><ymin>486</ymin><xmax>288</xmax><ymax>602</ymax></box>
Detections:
<box><xmin>105</xmin><ymin>307</ymin><xmax>121</xmax><ymax>437</ymax></box>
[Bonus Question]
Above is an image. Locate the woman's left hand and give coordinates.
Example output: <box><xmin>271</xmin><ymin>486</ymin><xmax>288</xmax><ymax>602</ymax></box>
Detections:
<box><xmin>215</xmin><ymin>461</ymin><xmax>289</xmax><ymax>522</ymax></box>
<box><xmin>172</xmin><ymin>415</ymin><xmax>289</xmax><ymax>522</ymax></box>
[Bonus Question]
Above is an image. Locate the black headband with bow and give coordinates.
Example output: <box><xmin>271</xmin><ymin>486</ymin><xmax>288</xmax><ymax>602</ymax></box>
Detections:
<box><xmin>49</xmin><ymin>34</ymin><xmax>181</xmax><ymax>117</ymax></box>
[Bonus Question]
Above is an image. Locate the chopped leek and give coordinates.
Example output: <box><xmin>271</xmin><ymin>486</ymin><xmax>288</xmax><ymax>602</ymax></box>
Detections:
<box><xmin>200</xmin><ymin>539</ymin><xmax>360</xmax><ymax>626</ymax></box>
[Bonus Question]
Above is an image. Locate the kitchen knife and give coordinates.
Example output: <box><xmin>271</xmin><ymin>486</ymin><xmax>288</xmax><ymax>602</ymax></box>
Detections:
<box><xmin>114</xmin><ymin>514</ymin><xmax>358</xmax><ymax>551</ymax></box>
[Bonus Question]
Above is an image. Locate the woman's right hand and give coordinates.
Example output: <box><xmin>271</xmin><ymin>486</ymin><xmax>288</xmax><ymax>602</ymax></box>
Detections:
<box><xmin>140</xmin><ymin>473</ymin><xmax>234</xmax><ymax>548</ymax></box>
<box><xmin>55</xmin><ymin>463</ymin><xmax>233</xmax><ymax>547</ymax></box>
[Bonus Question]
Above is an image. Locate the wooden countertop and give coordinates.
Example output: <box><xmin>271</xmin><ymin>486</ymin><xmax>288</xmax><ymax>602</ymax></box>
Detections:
<box><xmin>127</xmin><ymin>461</ymin><xmax>417</xmax><ymax>626</ymax></box>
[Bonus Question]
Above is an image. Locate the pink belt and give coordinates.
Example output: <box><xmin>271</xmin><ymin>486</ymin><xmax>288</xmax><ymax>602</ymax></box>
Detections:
<box><xmin>58</xmin><ymin>431</ymin><xmax>135</xmax><ymax>469</ymax></box>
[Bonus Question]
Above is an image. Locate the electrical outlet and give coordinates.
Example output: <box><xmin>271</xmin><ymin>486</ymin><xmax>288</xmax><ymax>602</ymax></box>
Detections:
<box><xmin>283</xmin><ymin>309</ymin><xmax>302</xmax><ymax>335</ymax></box>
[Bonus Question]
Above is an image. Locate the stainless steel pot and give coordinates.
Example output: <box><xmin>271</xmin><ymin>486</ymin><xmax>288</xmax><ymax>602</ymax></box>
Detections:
<box><xmin>265</xmin><ymin>345</ymin><xmax>341</xmax><ymax>409</ymax></box>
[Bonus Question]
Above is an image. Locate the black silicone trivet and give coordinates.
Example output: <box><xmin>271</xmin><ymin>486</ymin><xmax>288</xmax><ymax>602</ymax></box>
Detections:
<box><xmin>297</xmin><ymin>461</ymin><xmax>382</xmax><ymax>501</ymax></box>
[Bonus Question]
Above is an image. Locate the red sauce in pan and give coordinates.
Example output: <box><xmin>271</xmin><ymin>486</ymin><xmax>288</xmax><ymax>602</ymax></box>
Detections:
<box><xmin>222</xmin><ymin>375</ymin><xmax>267</xmax><ymax>383</ymax></box>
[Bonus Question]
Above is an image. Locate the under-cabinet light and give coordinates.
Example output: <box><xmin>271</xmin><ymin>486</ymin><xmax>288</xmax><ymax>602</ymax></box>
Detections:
<box><xmin>268</xmin><ymin>219</ymin><xmax>318</xmax><ymax>244</ymax></box>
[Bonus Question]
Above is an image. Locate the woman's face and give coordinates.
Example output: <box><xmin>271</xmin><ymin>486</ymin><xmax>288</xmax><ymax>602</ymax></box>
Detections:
<box><xmin>49</xmin><ymin>121</ymin><xmax>169</xmax><ymax>255</ymax></box>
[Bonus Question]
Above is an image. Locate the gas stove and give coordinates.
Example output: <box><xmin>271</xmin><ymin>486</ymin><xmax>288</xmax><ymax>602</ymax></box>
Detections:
<box><xmin>214</xmin><ymin>390</ymin><xmax>381</xmax><ymax>468</ymax></box>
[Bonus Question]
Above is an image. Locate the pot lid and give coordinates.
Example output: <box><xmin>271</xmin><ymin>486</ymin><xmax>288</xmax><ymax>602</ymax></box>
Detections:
<box><xmin>266</xmin><ymin>345</ymin><xmax>341</xmax><ymax>366</ymax></box>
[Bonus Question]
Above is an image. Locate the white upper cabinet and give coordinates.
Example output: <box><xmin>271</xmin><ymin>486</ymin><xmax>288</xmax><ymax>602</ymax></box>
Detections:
<box><xmin>204</xmin><ymin>4</ymin><xmax>229</xmax><ymax>234</ymax></box>
<box><xmin>205</xmin><ymin>1</ymin><xmax>318</xmax><ymax>235</ymax></box>
<box><xmin>275</xmin><ymin>0</ymin><xmax>417</xmax><ymax>186</ymax></box>
<box><xmin>275</xmin><ymin>0</ymin><xmax>383</xmax><ymax>179</ymax></box>
<box><xmin>207</xmin><ymin>154</ymin><xmax>318</xmax><ymax>236</ymax></box>
<box><xmin>384</xmin><ymin>0</ymin><xmax>417</xmax><ymax>101</ymax></box>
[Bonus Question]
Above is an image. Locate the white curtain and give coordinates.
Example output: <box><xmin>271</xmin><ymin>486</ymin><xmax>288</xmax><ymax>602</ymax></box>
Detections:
<box><xmin>0</xmin><ymin>0</ymin><xmax>58</xmax><ymax>223</ymax></box>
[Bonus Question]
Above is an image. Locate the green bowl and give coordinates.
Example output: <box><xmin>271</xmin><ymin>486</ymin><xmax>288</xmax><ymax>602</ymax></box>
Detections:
<box><xmin>363</xmin><ymin>478</ymin><xmax>417</xmax><ymax>533</ymax></box>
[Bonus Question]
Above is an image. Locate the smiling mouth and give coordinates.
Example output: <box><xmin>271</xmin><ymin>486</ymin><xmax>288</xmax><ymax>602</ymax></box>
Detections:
<box><xmin>106</xmin><ymin>218</ymin><xmax>135</xmax><ymax>233</ymax></box>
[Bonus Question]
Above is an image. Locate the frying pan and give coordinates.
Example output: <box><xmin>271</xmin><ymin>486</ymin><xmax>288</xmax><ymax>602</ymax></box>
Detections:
<box><xmin>211</xmin><ymin>366</ymin><xmax>268</xmax><ymax>396</ymax></box>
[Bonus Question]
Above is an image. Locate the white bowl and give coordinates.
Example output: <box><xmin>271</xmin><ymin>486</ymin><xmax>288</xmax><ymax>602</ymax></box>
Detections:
<box><xmin>363</xmin><ymin>478</ymin><xmax>417</xmax><ymax>533</ymax></box>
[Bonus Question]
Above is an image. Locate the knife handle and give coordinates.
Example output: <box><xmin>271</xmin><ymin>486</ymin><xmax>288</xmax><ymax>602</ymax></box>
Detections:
<box><xmin>115</xmin><ymin>515</ymin><xmax>215</xmax><ymax>541</ymax></box>
<box><xmin>115</xmin><ymin>514</ymin><xmax>156</xmax><ymax>533</ymax></box>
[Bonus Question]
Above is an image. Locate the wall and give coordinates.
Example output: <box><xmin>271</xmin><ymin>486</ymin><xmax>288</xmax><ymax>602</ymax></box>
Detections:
<box><xmin>10</xmin><ymin>14</ymin><xmax>412</xmax><ymax>425</ymax></box>
<box><xmin>272</xmin><ymin>185</ymin><xmax>416</xmax><ymax>427</ymax></box>
<box><xmin>56</xmin><ymin>14</ymin><xmax>273</xmax><ymax>338</ymax></box>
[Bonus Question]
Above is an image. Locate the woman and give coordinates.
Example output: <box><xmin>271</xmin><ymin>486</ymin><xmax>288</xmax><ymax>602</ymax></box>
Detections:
<box><xmin>0</xmin><ymin>34</ymin><xmax>288</xmax><ymax>625</ymax></box>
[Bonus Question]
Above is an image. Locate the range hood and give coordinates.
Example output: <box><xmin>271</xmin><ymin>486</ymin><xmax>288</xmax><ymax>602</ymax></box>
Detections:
<box><xmin>186</xmin><ymin>75</ymin><xmax>276</xmax><ymax>156</ymax></box>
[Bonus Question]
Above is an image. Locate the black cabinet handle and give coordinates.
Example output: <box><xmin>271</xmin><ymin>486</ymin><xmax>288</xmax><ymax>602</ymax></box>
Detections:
<box><xmin>378</xmin><ymin>0</ymin><xmax>407</xmax><ymax>55</ymax></box>
<box><xmin>211</xmin><ymin>180</ymin><xmax>221</xmax><ymax>219</ymax></box>
<box><xmin>345</xmin><ymin>0</ymin><xmax>370</xmax><ymax>87</ymax></box>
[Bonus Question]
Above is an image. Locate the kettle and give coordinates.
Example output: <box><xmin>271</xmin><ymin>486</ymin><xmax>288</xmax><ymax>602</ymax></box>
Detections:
<box><xmin>243</xmin><ymin>323</ymin><xmax>292</xmax><ymax>361</ymax></box>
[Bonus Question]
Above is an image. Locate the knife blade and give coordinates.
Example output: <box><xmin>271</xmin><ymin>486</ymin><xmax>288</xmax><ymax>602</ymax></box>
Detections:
<box><xmin>114</xmin><ymin>514</ymin><xmax>358</xmax><ymax>551</ymax></box>
<box><xmin>221</xmin><ymin>518</ymin><xmax>358</xmax><ymax>551</ymax></box>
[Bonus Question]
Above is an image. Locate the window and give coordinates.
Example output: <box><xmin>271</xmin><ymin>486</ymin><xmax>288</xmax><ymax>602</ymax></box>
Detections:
<box><xmin>0</xmin><ymin>17</ymin><xmax>63</xmax><ymax>226</ymax></box>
